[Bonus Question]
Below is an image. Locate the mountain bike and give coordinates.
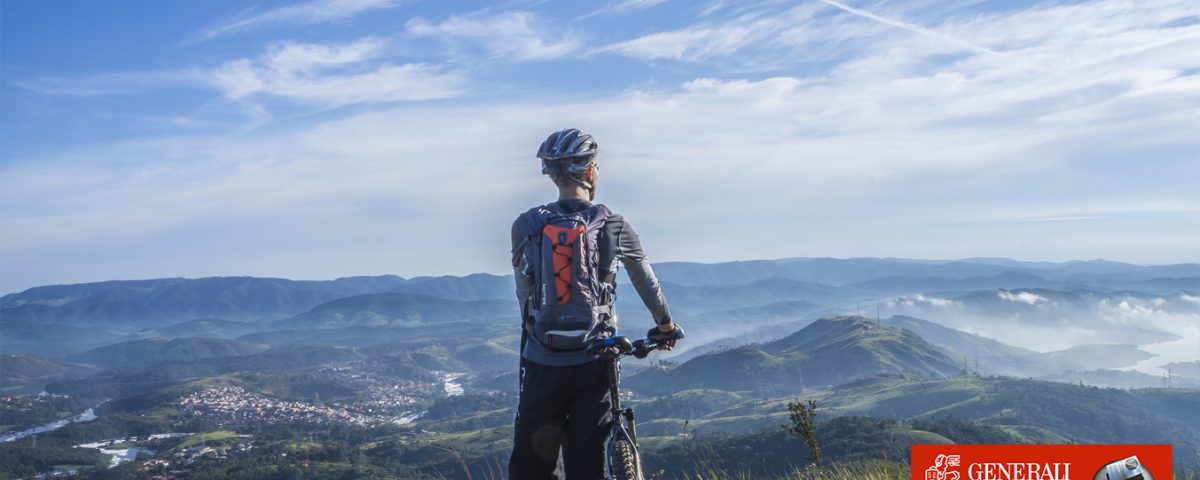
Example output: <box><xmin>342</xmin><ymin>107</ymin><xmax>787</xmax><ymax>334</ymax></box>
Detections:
<box><xmin>586</xmin><ymin>327</ymin><xmax>684</xmax><ymax>480</ymax></box>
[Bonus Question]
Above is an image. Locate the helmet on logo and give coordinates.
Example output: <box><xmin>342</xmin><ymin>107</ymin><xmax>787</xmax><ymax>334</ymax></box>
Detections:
<box><xmin>537</xmin><ymin>128</ymin><xmax>598</xmax><ymax>176</ymax></box>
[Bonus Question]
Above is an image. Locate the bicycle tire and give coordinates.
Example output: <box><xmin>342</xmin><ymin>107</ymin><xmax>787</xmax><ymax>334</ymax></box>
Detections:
<box><xmin>609</xmin><ymin>436</ymin><xmax>642</xmax><ymax>480</ymax></box>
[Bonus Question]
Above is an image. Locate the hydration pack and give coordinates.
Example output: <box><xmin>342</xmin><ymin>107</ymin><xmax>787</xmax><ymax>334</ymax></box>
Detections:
<box><xmin>519</xmin><ymin>203</ymin><xmax>615</xmax><ymax>351</ymax></box>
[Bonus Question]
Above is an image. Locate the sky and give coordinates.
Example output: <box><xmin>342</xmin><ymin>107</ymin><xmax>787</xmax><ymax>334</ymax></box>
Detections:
<box><xmin>1</xmin><ymin>0</ymin><xmax>1198</xmax><ymax>294</ymax></box>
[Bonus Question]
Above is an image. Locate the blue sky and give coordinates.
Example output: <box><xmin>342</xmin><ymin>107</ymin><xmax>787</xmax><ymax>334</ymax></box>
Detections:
<box><xmin>1</xmin><ymin>0</ymin><xmax>1198</xmax><ymax>293</ymax></box>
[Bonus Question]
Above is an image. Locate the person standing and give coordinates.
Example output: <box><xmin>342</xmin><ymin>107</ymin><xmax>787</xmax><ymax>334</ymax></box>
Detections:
<box><xmin>509</xmin><ymin>128</ymin><xmax>679</xmax><ymax>478</ymax></box>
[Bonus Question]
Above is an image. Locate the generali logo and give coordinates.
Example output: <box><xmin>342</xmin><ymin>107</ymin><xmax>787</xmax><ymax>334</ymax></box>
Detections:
<box><xmin>911</xmin><ymin>445</ymin><xmax>1171</xmax><ymax>480</ymax></box>
<box><xmin>924</xmin><ymin>454</ymin><xmax>962</xmax><ymax>480</ymax></box>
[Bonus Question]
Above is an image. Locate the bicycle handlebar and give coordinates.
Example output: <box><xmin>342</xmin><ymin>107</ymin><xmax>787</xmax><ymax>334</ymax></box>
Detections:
<box><xmin>586</xmin><ymin>327</ymin><xmax>685</xmax><ymax>359</ymax></box>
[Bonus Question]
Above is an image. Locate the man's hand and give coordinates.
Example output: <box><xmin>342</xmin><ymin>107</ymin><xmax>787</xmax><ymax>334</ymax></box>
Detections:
<box><xmin>647</xmin><ymin>323</ymin><xmax>682</xmax><ymax>351</ymax></box>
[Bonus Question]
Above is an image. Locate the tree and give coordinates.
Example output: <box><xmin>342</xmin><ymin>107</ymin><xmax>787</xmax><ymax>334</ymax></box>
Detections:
<box><xmin>784</xmin><ymin>399</ymin><xmax>820</xmax><ymax>466</ymax></box>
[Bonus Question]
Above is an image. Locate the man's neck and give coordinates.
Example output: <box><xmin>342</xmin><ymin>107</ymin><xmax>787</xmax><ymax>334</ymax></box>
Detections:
<box><xmin>557</xmin><ymin>186</ymin><xmax>591</xmax><ymax>202</ymax></box>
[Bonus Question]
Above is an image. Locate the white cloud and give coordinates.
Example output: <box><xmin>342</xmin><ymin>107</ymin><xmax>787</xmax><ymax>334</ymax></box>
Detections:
<box><xmin>207</xmin><ymin>38</ymin><xmax>463</xmax><ymax>105</ymax></box>
<box><xmin>406</xmin><ymin>11</ymin><xmax>582</xmax><ymax>60</ymax></box>
<box><xmin>186</xmin><ymin>0</ymin><xmax>399</xmax><ymax>44</ymax></box>
<box><xmin>997</xmin><ymin>290</ymin><xmax>1045</xmax><ymax>305</ymax></box>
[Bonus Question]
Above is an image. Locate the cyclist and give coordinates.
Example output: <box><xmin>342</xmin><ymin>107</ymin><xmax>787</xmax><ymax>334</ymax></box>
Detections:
<box><xmin>509</xmin><ymin>128</ymin><xmax>679</xmax><ymax>479</ymax></box>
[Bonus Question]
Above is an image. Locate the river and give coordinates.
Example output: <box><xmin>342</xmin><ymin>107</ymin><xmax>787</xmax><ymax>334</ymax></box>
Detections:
<box><xmin>443</xmin><ymin>373</ymin><xmax>464</xmax><ymax>396</ymax></box>
<box><xmin>0</xmin><ymin>408</ymin><xmax>98</xmax><ymax>443</ymax></box>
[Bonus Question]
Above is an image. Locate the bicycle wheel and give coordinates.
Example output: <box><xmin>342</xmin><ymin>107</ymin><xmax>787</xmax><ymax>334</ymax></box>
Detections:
<box><xmin>609</xmin><ymin>435</ymin><xmax>642</xmax><ymax>480</ymax></box>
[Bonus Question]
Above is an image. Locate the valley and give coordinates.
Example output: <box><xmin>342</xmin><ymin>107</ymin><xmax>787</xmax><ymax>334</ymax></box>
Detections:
<box><xmin>1</xmin><ymin>257</ymin><xmax>1197</xmax><ymax>479</ymax></box>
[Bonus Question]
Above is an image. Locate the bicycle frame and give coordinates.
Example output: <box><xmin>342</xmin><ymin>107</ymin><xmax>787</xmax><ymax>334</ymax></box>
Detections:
<box><xmin>588</xmin><ymin>331</ymin><xmax>682</xmax><ymax>480</ymax></box>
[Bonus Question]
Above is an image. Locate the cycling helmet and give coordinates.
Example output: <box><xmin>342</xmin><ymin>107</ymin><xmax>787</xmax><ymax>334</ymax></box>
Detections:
<box><xmin>537</xmin><ymin>128</ymin><xmax>598</xmax><ymax>176</ymax></box>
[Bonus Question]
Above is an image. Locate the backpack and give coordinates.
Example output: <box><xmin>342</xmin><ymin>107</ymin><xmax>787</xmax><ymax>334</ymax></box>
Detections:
<box><xmin>519</xmin><ymin>202</ymin><xmax>615</xmax><ymax>351</ymax></box>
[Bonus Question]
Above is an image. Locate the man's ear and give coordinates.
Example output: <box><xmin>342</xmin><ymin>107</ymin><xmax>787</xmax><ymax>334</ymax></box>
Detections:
<box><xmin>587</xmin><ymin>165</ymin><xmax>595</xmax><ymax>182</ymax></box>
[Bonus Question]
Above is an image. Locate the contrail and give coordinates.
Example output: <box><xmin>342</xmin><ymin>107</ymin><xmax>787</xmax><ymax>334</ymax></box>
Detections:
<box><xmin>814</xmin><ymin>0</ymin><xmax>1003</xmax><ymax>56</ymax></box>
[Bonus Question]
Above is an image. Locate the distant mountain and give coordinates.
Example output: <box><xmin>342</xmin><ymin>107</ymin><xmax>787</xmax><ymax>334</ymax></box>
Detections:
<box><xmin>1</xmin><ymin>277</ymin><xmax>348</xmax><ymax>329</ymax></box>
<box><xmin>272</xmin><ymin>292</ymin><xmax>514</xmax><ymax>330</ymax></box>
<box><xmin>65</xmin><ymin>337</ymin><xmax>269</xmax><ymax>369</ymax></box>
<box><xmin>628</xmin><ymin>316</ymin><xmax>961</xmax><ymax>395</ymax></box>
<box><xmin>775</xmin><ymin>258</ymin><xmax>1029</xmax><ymax>285</ymax></box>
<box><xmin>650</xmin><ymin>261</ymin><xmax>799</xmax><ymax>286</ymax></box>
<box><xmin>392</xmin><ymin>273</ymin><xmax>513</xmax><ymax>301</ymax></box>
<box><xmin>0</xmin><ymin>274</ymin><xmax>512</xmax><ymax>332</ymax></box>
<box><xmin>649</xmin><ymin>257</ymin><xmax>1198</xmax><ymax>287</ymax></box>
<box><xmin>848</xmin><ymin>271</ymin><xmax>1055</xmax><ymax>296</ymax></box>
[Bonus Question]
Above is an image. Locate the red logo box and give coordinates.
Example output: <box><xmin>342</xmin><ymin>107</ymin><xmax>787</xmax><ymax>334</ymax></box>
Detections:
<box><xmin>912</xmin><ymin>444</ymin><xmax>1172</xmax><ymax>480</ymax></box>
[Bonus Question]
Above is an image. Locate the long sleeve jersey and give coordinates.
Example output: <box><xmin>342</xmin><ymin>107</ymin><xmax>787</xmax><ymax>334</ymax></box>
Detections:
<box><xmin>511</xmin><ymin>199</ymin><xmax>672</xmax><ymax>365</ymax></box>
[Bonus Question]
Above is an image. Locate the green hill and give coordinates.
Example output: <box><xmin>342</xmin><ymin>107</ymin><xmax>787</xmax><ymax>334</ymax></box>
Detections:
<box><xmin>1</xmin><ymin>354</ymin><xmax>92</xmax><ymax>392</ymax></box>
<box><xmin>811</xmin><ymin>374</ymin><xmax>1200</xmax><ymax>457</ymax></box>
<box><xmin>628</xmin><ymin>316</ymin><xmax>961</xmax><ymax>396</ymax></box>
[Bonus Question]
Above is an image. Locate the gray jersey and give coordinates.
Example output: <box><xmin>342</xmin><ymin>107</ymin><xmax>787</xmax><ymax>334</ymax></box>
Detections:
<box><xmin>511</xmin><ymin>199</ymin><xmax>672</xmax><ymax>366</ymax></box>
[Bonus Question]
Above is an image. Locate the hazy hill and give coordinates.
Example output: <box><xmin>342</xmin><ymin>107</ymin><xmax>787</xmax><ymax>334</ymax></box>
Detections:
<box><xmin>1042</xmin><ymin>343</ymin><xmax>1154</xmax><ymax>370</ymax></box>
<box><xmin>273</xmin><ymin>292</ymin><xmax>514</xmax><ymax>330</ymax></box>
<box><xmin>628</xmin><ymin>316</ymin><xmax>961</xmax><ymax>395</ymax></box>
<box><xmin>0</xmin><ymin>319</ymin><xmax>122</xmax><ymax>356</ymax></box>
<box><xmin>150</xmin><ymin>318</ymin><xmax>266</xmax><ymax>339</ymax></box>
<box><xmin>65</xmin><ymin>337</ymin><xmax>269</xmax><ymax>370</ymax></box>
<box><xmin>656</xmin><ymin>277</ymin><xmax>854</xmax><ymax>314</ymax></box>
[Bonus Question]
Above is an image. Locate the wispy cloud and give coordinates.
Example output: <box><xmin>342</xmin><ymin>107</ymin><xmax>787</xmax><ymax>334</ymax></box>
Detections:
<box><xmin>209</xmin><ymin>38</ymin><xmax>463</xmax><ymax>105</ymax></box>
<box><xmin>185</xmin><ymin>0</ymin><xmax>399</xmax><ymax>45</ymax></box>
<box><xmin>593</xmin><ymin>3</ymin><xmax>875</xmax><ymax>64</ymax></box>
<box><xmin>406</xmin><ymin>11</ymin><xmax>581</xmax><ymax>61</ymax></box>
<box><xmin>18</xmin><ymin>37</ymin><xmax>465</xmax><ymax>109</ymax></box>
<box><xmin>812</xmin><ymin>0</ymin><xmax>1001</xmax><ymax>55</ymax></box>
<box><xmin>14</xmin><ymin>70</ymin><xmax>208</xmax><ymax>96</ymax></box>
<box><xmin>579</xmin><ymin>0</ymin><xmax>669</xmax><ymax>19</ymax></box>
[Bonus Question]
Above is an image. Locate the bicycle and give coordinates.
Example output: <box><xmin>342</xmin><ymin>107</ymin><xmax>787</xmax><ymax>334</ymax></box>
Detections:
<box><xmin>586</xmin><ymin>327</ymin><xmax>685</xmax><ymax>480</ymax></box>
